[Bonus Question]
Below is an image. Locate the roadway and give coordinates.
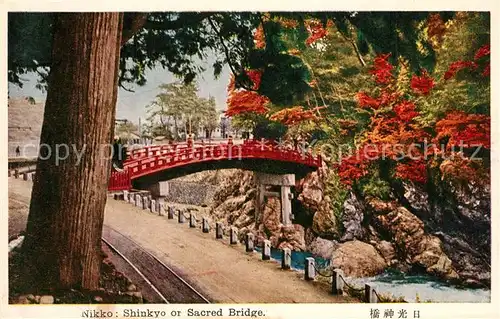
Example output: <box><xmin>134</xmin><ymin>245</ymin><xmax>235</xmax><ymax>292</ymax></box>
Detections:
<box><xmin>8</xmin><ymin>177</ymin><xmax>356</xmax><ymax>303</ymax></box>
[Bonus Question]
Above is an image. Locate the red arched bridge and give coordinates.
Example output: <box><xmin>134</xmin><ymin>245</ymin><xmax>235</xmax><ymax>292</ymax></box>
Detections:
<box><xmin>108</xmin><ymin>138</ymin><xmax>322</xmax><ymax>191</ymax></box>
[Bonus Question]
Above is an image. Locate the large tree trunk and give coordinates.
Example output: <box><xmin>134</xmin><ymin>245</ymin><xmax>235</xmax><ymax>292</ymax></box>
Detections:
<box><xmin>22</xmin><ymin>13</ymin><xmax>123</xmax><ymax>291</ymax></box>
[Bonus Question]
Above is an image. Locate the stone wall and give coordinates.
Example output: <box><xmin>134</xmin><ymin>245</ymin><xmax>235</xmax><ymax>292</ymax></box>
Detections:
<box><xmin>164</xmin><ymin>181</ymin><xmax>218</xmax><ymax>206</ymax></box>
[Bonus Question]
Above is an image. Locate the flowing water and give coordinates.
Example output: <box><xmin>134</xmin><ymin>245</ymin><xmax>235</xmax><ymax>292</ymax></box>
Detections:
<box><xmin>255</xmin><ymin>247</ymin><xmax>490</xmax><ymax>303</ymax></box>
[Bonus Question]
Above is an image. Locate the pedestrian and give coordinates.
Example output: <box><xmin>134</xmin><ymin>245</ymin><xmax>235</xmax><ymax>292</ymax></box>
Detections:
<box><xmin>15</xmin><ymin>146</ymin><xmax>20</xmax><ymax>157</ymax></box>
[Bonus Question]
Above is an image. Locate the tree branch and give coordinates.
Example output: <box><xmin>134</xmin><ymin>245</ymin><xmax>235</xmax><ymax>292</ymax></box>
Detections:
<box><xmin>119</xmin><ymin>82</ymin><xmax>135</xmax><ymax>93</ymax></box>
<box><xmin>207</xmin><ymin>16</ymin><xmax>256</xmax><ymax>92</ymax></box>
<box><xmin>350</xmin><ymin>39</ymin><xmax>367</xmax><ymax>67</ymax></box>
<box><xmin>121</xmin><ymin>13</ymin><xmax>149</xmax><ymax>46</ymax></box>
<box><xmin>339</xmin><ymin>31</ymin><xmax>367</xmax><ymax>67</ymax></box>
<box><xmin>144</xmin><ymin>13</ymin><xmax>213</xmax><ymax>31</ymax></box>
<box><xmin>330</xmin><ymin>83</ymin><xmax>345</xmax><ymax>112</ymax></box>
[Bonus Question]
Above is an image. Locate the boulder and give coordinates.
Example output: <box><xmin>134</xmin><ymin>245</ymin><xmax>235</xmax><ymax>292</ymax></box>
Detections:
<box><xmin>330</xmin><ymin>240</ymin><xmax>387</xmax><ymax>277</ymax></box>
<box><xmin>39</xmin><ymin>295</ymin><xmax>54</xmax><ymax>304</ymax></box>
<box><xmin>312</xmin><ymin>198</ymin><xmax>340</xmax><ymax>238</ymax></box>
<box><xmin>15</xmin><ymin>295</ymin><xmax>31</xmax><ymax>304</ymax></box>
<box><xmin>304</xmin><ymin>228</ymin><xmax>316</xmax><ymax>247</ymax></box>
<box><xmin>402</xmin><ymin>182</ymin><xmax>431</xmax><ymax>216</ymax></box>
<box><xmin>341</xmin><ymin>192</ymin><xmax>366</xmax><ymax>241</ymax></box>
<box><xmin>308</xmin><ymin>237</ymin><xmax>338</xmax><ymax>259</ymax></box>
<box><xmin>376</xmin><ymin>206</ymin><xmax>459</xmax><ymax>281</ymax></box>
<box><xmin>297</xmin><ymin>170</ymin><xmax>324</xmax><ymax>213</ymax></box>
<box><xmin>262</xmin><ymin>197</ymin><xmax>282</xmax><ymax>234</ymax></box>
<box><xmin>278</xmin><ymin>224</ymin><xmax>306</xmax><ymax>251</ymax></box>
<box><xmin>212</xmin><ymin>195</ymin><xmax>247</xmax><ymax>219</ymax></box>
<box><xmin>234</xmin><ymin>214</ymin><xmax>254</xmax><ymax>229</ymax></box>
<box><xmin>376</xmin><ymin>240</ymin><xmax>396</xmax><ymax>263</ymax></box>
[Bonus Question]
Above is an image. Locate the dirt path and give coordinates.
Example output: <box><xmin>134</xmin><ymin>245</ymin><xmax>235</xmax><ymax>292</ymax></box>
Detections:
<box><xmin>8</xmin><ymin>178</ymin><xmax>357</xmax><ymax>303</ymax></box>
<box><xmin>8</xmin><ymin>178</ymin><xmax>33</xmax><ymax>238</ymax></box>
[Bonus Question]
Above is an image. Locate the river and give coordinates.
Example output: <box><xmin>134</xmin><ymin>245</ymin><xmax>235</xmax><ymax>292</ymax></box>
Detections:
<box><xmin>255</xmin><ymin>247</ymin><xmax>490</xmax><ymax>303</ymax></box>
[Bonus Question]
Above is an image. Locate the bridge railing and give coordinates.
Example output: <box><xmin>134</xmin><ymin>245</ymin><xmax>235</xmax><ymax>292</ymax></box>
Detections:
<box><xmin>127</xmin><ymin>140</ymin><xmax>225</xmax><ymax>160</ymax></box>
<box><xmin>123</xmin><ymin>139</ymin><xmax>322</xmax><ymax>179</ymax></box>
<box><xmin>108</xmin><ymin>169</ymin><xmax>131</xmax><ymax>191</ymax></box>
<box><xmin>127</xmin><ymin>139</ymin><xmax>319</xmax><ymax>160</ymax></box>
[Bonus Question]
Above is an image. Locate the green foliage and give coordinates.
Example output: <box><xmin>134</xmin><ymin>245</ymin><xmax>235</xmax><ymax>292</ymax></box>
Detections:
<box><xmin>252</xmin><ymin>117</ymin><xmax>287</xmax><ymax>140</ymax></box>
<box><xmin>146</xmin><ymin>81</ymin><xmax>218</xmax><ymax>140</ymax></box>
<box><xmin>416</xmin><ymin>12</ymin><xmax>490</xmax><ymax>125</ymax></box>
<box><xmin>323</xmin><ymin>170</ymin><xmax>348</xmax><ymax>231</ymax></box>
<box><xmin>8</xmin><ymin>13</ymin><xmax>53</xmax><ymax>90</ymax></box>
<box><xmin>115</xmin><ymin>121</ymin><xmax>139</xmax><ymax>136</ymax></box>
<box><xmin>9</xmin><ymin>12</ymin><xmax>451</xmax><ymax>110</ymax></box>
<box><xmin>359</xmin><ymin>172</ymin><xmax>392</xmax><ymax>201</ymax></box>
<box><xmin>229</xmin><ymin>115</ymin><xmax>258</xmax><ymax>133</ymax></box>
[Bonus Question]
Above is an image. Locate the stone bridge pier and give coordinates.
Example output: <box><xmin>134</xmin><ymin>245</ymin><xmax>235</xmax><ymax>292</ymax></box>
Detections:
<box><xmin>255</xmin><ymin>172</ymin><xmax>295</xmax><ymax>226</ymax></box>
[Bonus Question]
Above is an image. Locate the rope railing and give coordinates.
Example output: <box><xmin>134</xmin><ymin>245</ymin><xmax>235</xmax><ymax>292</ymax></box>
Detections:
<box><xmin>372</xmin><ymin>288</ymin><xmax>383</xmax><ymax>302</ymax></box>
<box><xmin>312</xmin><ymin>263</ymin><xmax>334</xmax><ymax>278</ymax></box>
<box><xmin>114</xmin><ymin>191</ymin><xmax>385</xmax><ymax>303</ymax></box>
<box><xmin>339</xmin><ymin>275</ymin><xmax>365</xmax><ymax>292</ymax></box>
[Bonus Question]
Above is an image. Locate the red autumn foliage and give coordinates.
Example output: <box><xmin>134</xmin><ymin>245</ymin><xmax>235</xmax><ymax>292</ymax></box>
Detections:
<box><xmin>357</xmin><ymin>90</ymin><xmax>400</xmax><ymax>110</ymax></box>
<box><xmin>246</xmin><ymin>70</ymin><xmax>263</xmax><ymax>90</ymax></box>
<box><xmin>340</xmin><ymin>54</ymin><xmax>433</xmax><ymax>185</ymax></box>
<box><xmin>434</xmin><ymin>111</ymin><xmax>490</xmax><ymax>149</ymax></box>
<box><xmin>427</xmin><ymin>13</ymin><xmax>447</xmax><ymax>43</ymax></box>
<box><xmin>370</xmin><ymin>54</ymin><xmax>394</xmax><ymax>85</ymax></box>
<box><xmin>482</xmin><ymin>63</ymin><xmax>490</xmax><ymax>77</ymax></box>
<box><xmin>337</xmin><ymin>152</ymin><xmax>370</xmax><ymax>185</ymax></box>
<box><xmin>443</xmin><ymin>43</ymin><xmax>490</xmax><ymax>81</ymax></box>
<box><xmin>393</xmin><ymin>100</ymin><xmax>419</xmax><ymax>122</ymax></box>
<box><xmin>340</xmin><ymin>41</ymin><xmax>490</xmax><ymax>187</ymax></box>
<box><xmin>440</xmin><ymin>156</ymin><xmax>488</xmax><ymax>184</ymax></box>
<box><xmin>365</xmin><ymin>116</ymin><xmax>430</xmax><ymax>154</ymax></box>
<box><xmin>305</xmin><ymin>19</ymin><xmax>328</xmax><ymax>45</ymax></box>
<box><xmin>410</xmin><ymin>70</ymin><xmax>435</xmax><ymax>95</ymax></box>
<box><xmin>474</xmin><ymin>44</ymin><xmax>490</xmax><ymax>61</ymax></box>
<box><xmin>275</xmin><ymin>17</ymin><xmax>299</xmax><ymax>28</ymax></box>
<box><xmin>227</xmin><ymin>69</ymin><xmax>263</xmax><ymax>92</ymax></box>
<box><xmin>444</xmin><ymin>61</ymin><xmax>478</xmax><ymax>80</ymax></box>
<box><xmin>357</xmin><ymin>92</ymin><xmax>381</xmax><ymax>109</ymax></box>
<box><xmin>254</xmin><ymin>24</ymin><xmax>266</xmax><ymax>49</ymax></box>
<box><xmin>269</xmin><ymin>106</ymin><xmax>325</xmax><ymax>126</ymax></box>
<box><xmin>395</xmin><ymin>160</ymin><xmax>428</xmax><ymax>183</ymax></box>
<box><xmin>338</xmin><ymin>119</ymin><xmax>358</xmax><ymax>130</ymax></box>
<box><xmin>226</xmin><ymin>69</ymin><xmax>270</xmax><ymax>117</ymax></box>
<box><xmin>338</xmin><ymin>108</ymin><xmax>430</xmax><ymax>185</ymax></box>
<box><xmin>225</xmin><ymin>91</ymin><xmax>270</xmax><ymax>117</ymax></box>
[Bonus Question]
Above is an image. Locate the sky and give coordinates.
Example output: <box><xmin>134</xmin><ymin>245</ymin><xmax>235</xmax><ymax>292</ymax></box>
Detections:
<box><xmin>8</xmin><ymin>57</ymin><xmax>232</xmax><ymax>126</ymax></box>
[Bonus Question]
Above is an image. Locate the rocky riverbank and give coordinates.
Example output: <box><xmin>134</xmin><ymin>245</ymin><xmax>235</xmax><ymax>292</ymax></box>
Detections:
<box><xmin>184</xmin><ymin>167</ymin><xmax>490</xmax><ymax>289</ymax></box>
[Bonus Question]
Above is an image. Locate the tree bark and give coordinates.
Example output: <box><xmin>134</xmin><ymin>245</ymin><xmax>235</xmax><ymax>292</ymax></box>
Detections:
<box><xmin>23</xmin><ymin>13</ymin><xmax>123</xmax><ymax>290</ymax></box>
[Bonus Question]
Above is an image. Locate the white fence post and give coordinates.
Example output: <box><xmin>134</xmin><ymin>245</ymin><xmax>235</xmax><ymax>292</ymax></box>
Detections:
<box><xmin>202</xmin><ymin>217</ymin><xmax>210</xmax><ymax>233</ymax></box>
<box><xmin>262</xmin><ymin>240</ymin><xmax>271</xmax><ymax>260</ymax></box>
<box><xmin>305</xmin><ymin>257</ymin><xmax>315</xmax><ymax>280</ymax></box>
<box><xmin>365</xmin><ymin>284</ymin><xmax>378</xmax><ymax>303</ymax></box>
<box><xmin>282</xmin><ymin>248</ymin><xmax>291</xmax><ymax>270</ymax></box>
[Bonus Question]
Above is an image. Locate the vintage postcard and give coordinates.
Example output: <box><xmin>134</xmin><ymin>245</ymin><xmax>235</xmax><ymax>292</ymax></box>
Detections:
<box><xmin>1</xmin><ymin>1</ymin><xmax>498</xmax><ymax>319</ymax></box>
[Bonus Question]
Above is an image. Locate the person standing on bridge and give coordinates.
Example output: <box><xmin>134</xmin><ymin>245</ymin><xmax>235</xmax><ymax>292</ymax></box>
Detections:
<box><xmin>187</xmin><ymin>134</ymin><xmax>193</xmax><ymax>148</ymax></box>
<box><xmin>15</xmin><ymin>146</ymin><xmax>20</xmax><ymax>157</ymax></box>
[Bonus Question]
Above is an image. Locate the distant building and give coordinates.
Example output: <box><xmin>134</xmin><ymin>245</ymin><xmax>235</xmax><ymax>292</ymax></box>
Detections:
<box><xmin>218</xmin><ymin>111</ymin><xmax>231</xmax><ymax>138</ymax></box>
<box><xmin>114</xmin><ymin>131</ymin><xmax>142</xmax><ymax>145</ymax></box>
